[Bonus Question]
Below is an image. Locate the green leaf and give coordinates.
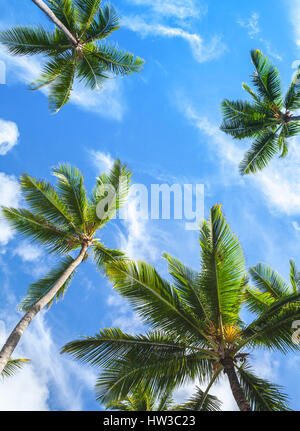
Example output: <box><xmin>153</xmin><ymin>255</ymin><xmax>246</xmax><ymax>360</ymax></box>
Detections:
<box><xmin>237</xmin><ymin>363</ymin><xmax>290</xmax><ymax>411</ymax></box>
<box><xmin>1</xmin><ymin>358</ymin><xmax>30</xmax><ymax>379</ymax></box>
<box><xmin>18</xmin><ymin>255</ymin><xmax>77</xmax><ymax>312</ymax></box>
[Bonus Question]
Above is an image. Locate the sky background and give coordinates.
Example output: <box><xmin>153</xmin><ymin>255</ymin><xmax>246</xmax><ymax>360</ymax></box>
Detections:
<box><xmin>1</xmin><ymin>0</ymin><xmax>300</xmax><ymax>411</ymax></box>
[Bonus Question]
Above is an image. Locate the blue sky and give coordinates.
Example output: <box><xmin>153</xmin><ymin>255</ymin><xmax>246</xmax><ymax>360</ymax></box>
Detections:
<box><xmin>1</xmin><ymin>0</ymin><xmax>300</xmax><ymax>411</ymax></box>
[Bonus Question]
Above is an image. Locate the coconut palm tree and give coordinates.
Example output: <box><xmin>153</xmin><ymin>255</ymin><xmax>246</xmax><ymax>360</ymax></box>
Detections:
<box><xmin>106</xmin><ymin>385</ymin><xmax>176</xmax><ymax>412</ymax></box>
<box><xmin>220</xmin><ymin>49</ymin><xmax>300</xmax><ymax>175</ymax></box>
<box><xmin>0</xmin><ymin>159</ymin><xmax>131</xmax><ymax>374</ymax></box>
<box><xmin>0</xmin><ymin>0</ymin><xmax>144</xmax><ymax>112</ymax></box>
<box><xmin>1</xmin><ymin>358</ymin><xmax>30</xmax><ymax>379</ymax></box>
<box><xmin>62</xmin><ymin>205</ymin><xmax>300</xmax><ymax>411</ymax></box>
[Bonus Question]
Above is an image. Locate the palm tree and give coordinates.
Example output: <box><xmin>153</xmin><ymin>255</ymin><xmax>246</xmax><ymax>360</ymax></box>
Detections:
<box><xmin>1</xmin><ymin>358</ymin><xmax>30</xmax><ymax>379</ymax></box>
<box><xmin>62</xmin><ymin>205</ymin><xmax>300</xmax><ymax>411</ymax></box>
<box><xmin>0</xmin><ymin>159</ymin><xmax>131</xmax><ymax>374</ymax></box>
<box><xmin>106</xmin><ymin>385</ymin><xmax>176</xmax><ymax>411</ymax></box>
<box><xmin>0</xmin><ymin>0</ymin><xmax>144</xmax><ymax>112</ymax></box>
<box><xmin>220</xmin><ymin>49</ymin><xmax>300</xmax><ymax>175</ymax></box>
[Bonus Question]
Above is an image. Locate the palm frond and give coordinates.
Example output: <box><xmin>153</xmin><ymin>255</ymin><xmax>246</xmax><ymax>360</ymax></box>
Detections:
<box><xmin>250</xmin><ymin>49</ymin><xmax>282</xmax><ymax>105</ymax></box>
<box><xmin>52</xmin><ymin>164</ymin><xmax>88</xmax><ymax>229</ymax></box>
<box><xmin>239</xmin><ymin>130</ymin><xmax>280</xmax><ymax>175</ymax></box>
<box><xmin>19</xmin><ymin>255</ymin><xmax>77</xmax><ymax>311</ymax></box>
<box><xmin>1</xmin><ymin>358</ymin><xmax>30</xmax><ymax>379</ymax></box>
<box><xmin>85</xmin><ymin>42</ymin><xmax>144</xmax><ymax>76</ymax></box>
<box><xmin>1</xmin><ymin>207</ymin><xmax>78</xmax><ymax>254</ymax></box>
<box><xmin>0</xmin><ymin>26</ymin><xmax>70</xmax><ymax>56</ymax></box>
<box><xmin>84</xmin><ymin>3</ymin><xmax>120</xmax><ymax>42</ymax></box>
<box><xmin>20</xmin><ymin>173</ymin><xmax>75</xmax><ymax>228</ymax></box>
<box><xmin>176</xmin><ymin>386</ymin><xmax>221</xmax><ymax>411</ymax></box>
<box><xmin>236</xmin><ymin>363</ymin><xmax>290</xmax><ymax>411</ymax></box>
<box><xmin>92</xmin><ymin>241</ymin><xmax>124</xmax><ymax>270</ymax></box>
<box><xmin>198</xmin><ymin>204</ymin><xmax>245</xmax><ymax>327</ymax></box>
<box><xmin>46</xmin><ymin>0</ymin><xmax>77</xmax><ymax>33</ymax></box>
<box><xmin>249</xmin><ymin>263</ymin><xmax>291</xmax><ymax>298</ymax></box>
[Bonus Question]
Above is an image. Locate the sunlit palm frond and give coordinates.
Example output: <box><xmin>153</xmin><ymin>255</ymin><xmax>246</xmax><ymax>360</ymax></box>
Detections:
<box><xmin>1</xmin><ymin>358</ymin><xmax>30</xmax><ymax>379</ymax></box>
<box><xmin>18</xmin><ymin>255</ymin><xmax>77</xmax><ymax>311</ymax></box>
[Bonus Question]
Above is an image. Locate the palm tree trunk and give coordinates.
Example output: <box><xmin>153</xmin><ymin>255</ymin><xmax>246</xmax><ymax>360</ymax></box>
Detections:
<box><xmin>222</xmin><ymin>357</ymin><xmax>251</xmax><ymax>411</ymax></box>
<box><xmin>0</xmin><ymin>243</ymin><xmax>88</xmax><ymax>375</ymax></box>
<box><xmin>31</xmin><ymin>0</ymin><xmax>78</xmax><ymax>45</ymax></box>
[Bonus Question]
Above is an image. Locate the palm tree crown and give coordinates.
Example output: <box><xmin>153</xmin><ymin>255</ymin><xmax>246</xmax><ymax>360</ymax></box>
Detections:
<box><xmin>0</xmin><ymin>0</ymin><xmax>144</xmax><ymax>112</ymax></box>
<box><xmin>62</xmin><ymin>205</ymin><xmax>300</xmax><ymax>411</ymax></box>
<box><xmin>0</xmin><ymin>159</ymin><xmax>130</xmax><ymax>374</ymax></box>
<box><xmin>221</xmin><ymin>49</ymin><xmax>300</xmax><ymax>175</ymax></box>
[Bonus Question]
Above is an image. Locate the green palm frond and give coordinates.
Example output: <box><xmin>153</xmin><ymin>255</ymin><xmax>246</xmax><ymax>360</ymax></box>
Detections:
<box><xmin>198</xmin><ymin>204</ymin><xmax>245</xmax><ymax>327</ymax></box>
<box><xmin>77</xmin><ymin>50</ymin><xmax>109</xmax><ymax>89</ymax></box>
<box><xmin>20</xmin><ymin>173</ymin><xmax>75</xmax><ymax>228</ymax></box>
<box><xmin>1</xmin><ymin>358</ymin><xmax>30</xmax><ymax>379</ymax></box>
<box><xmin>250</xmin><ymin>49</ymin><xmax>282</xmax><ymax>105</ymax></box>
<box><xmin>249</xmin><ymin>263</ymin><xmax>291</xmax><ymax>298</ymax></box>
<box><xmin>48</xmin><ymin>55</ymin><xmax>78</xmax><ymax>112</ymax></box>
<box><xmin>290</xmin><ymin>259</ymin><xmax>300</xmax><ymax>294</ymax></box>
<box><xmin>19</xmin><ymin>255</ymin><xmax>77</xmax><ymax>311</ymax></box>
<box><xmin>239</xmin><ymin>130</ymin><xmax>280</xmax><ymax>175</ymax></box>
<box><xmin>84</xmin><ymin>3</ymin><xmax>120</xmax><ymax>42</ymax></box>
<box><xmin>163</xmin><ymin>253</ymin><xmax>208</xmax><ymax>322</ymax></box>
<box><xmin>1</xmin><ymin>207</ymin><xmax>78</xmax><ymax>254</ymax></box>
<box><xmin>244</xmin><ymin>287</ymin><xmax>275</xmax><ymax>316</ymax></box>
<box><xmin>90</xmin><ymin>159</ymin><xmax>131</xmax><ymax>226</ymax></box>
<box><xmin>0</xmin><ymin>26</ymin><xmax>70</xmax><ymax>56</ymax></box>
<box><xmin>85</xmin><ymin>43</ymin><xmax>144</xmax><ymax>75</ymax></box>
<box><xmin>46</xmin><ymin>0</ymin><xmax>77</xmax><ymax>33</ymax></box>
<box><xmin>175</xmin><ymin>386</ymin><xmax>221</xmax><ymax>411</ymax></box>
<box><xmin>103</xmin><ymin>259</ymin><xmax>209</xmax><ymax>342</ymax></box>
<box><xmin>92</xmin><ymin>241</ymin><xmax>124</xmax><ymax>270</ymax></box>
<box><xmin>236</xmin><ymin>363</ymin><xmax>290</xmax><ymax>411</ymax></box>
<box><xmin>52</xmin><ymin>164</ymin><xmax>88</xmax><ymax>228</ymax></box>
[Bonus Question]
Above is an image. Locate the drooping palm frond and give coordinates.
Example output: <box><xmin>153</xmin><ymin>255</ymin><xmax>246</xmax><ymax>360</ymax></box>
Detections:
<box><xmin>236</xmin><ymin>363</ymin><xmax>290</xmax><ymax>411</ymax></box>
<box><xmin>284</xmin><ymin>67</ymin><xmax>300</xmax><ymax>110</ymax></box>
<box><xmin>239</xmin><ymin>130</ymin><xmax>280</xmax><ymax>175</ymax></box>
<box><xmin>248</xmin><ymin>263</ymin><xmax>291</xmax><ymax>299</ymax></box>
<box><xmin>1</xmin><ymin>358</ymin><xmax>30</xmax><ymax>379</ymax></box>
<box><xmin>46</xmin><ymin>0</ymin><xmax>77</xmax><ymax>33</ymax></box>
<box><xmin>84</xmin><ymin>2</ymin><xmax>120</xmax><ymax>42</ymax></box>
<box><xmin>1</xmin><ymin>207</ymin><xmax>78</xmax><ymax>254</ymax></box>
<box><xmin>18</xmin><ymin>255</ymin><xmax>77</xmax><ymax>311</ymax></box>
<box><xmin>175</xmin><ymin>386</ymin><xmax>221</xmax><ymax>411</ymax></box>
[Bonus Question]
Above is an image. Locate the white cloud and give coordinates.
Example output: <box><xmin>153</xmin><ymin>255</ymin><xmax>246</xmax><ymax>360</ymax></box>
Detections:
<box><xmin>0</xmin><ymin>173</ymin><xmax>20</xmax><ymax>246</ymax></box>
<box><xmin>0</xmin><ymin>313</ymin><xmax>97</xmax><ymax>411</ymax></box>
<box><xmin>126</xmin><ymin>0</ymin><xmax>203</xmax><ymax>20</ymax></box>
<box><xmin>292</xmin><ymin>221</ymin><xmax>300</xmax><ymax>231</ymax></box>
<box><xmin>237</xmin><ymin>13</ymin><xmax>260</xmax><ymax>38</ymax></box>
<box><xmin>122</xmin><ymin>16</ymin><xmax>226</xmax><ymax>63</ymax></box>
<box><xmin>287</xmin><ymin>0</ymin><xmax>300</xmax><ymax>47</ymax></box>
<box><xmin>0</xmin><ymin>118</ymin><xmax>19</xmax><ymax>155</ymax></box>
<box><xmin>89</xmin><ymin>150</ymin><xmax>114</xmax><ymax>174</ymax></box>
<box><xmin>13</xmin><ymin>241</ymin><xmax>43</xmax><ymax>262</ymax></box>
<box><xmin>0</xmin><ymin>46</ymin><xmax>125</xmax><ymax>121</ymax></box>
<box><xmin>178</xmin><ymin>98</ymin><xmax>300</xmax><ymax>216</ymax></box>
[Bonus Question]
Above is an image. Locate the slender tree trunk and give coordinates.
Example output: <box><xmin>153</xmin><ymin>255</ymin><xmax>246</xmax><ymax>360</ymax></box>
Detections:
<box><xmin>31</xmin><ymin>0</ymin><xmax>78</xmax><ymax>45</ymax></box>
<box><xmin>222</xmin><ymin>357</ymin><xmax>252</xmax><ymax>412</ymax></box>
<box><xmin>0</xmin><ymin>243</ymin><xmax>88</xmax><ymax>374</ymax></box>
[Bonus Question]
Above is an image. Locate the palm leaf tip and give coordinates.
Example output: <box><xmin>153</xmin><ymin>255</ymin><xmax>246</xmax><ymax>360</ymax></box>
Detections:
<box><xmin>1</xmin><ymin>358</ymin><xmax>30</xmax><ymax>378</ymax></box>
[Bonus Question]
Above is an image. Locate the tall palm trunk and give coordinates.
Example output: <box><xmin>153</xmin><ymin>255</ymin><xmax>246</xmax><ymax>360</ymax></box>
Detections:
<box><xmin>31</xmin><ymin>0</ymin><xmax>78</xmax><ymax>45</ymax></box>
<box><xmin>0</xmin><ymin>243</ymin><xmax>88</xmax><ymax>374</ymax></box>
<box><xmin>222</xmin><ymin>357</ymin><xmax>251</xmax><ymax>411</ymax></box>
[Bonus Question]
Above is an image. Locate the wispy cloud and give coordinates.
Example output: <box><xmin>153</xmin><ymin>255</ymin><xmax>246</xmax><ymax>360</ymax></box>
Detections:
<box><xmin>13</xmin><ymin>241</ymin><xmax>43</xmax><ymax>263</ymax></box>
<box><xmin>126</xmin><ymin>0</ymin><xmax>204</xmax><ymax>20</ymax></box>
<box><xmin>89</xmin><ymin>150</ymin><xmax>114</xmax><ymax>174</ymax></box>
<box><xmin>287</xmin><ymin>0</ymin><xmax>300</xmax><ymax>47</ymax></box>
<box><xmin>237</xmin><ymin>13</ymin><xmax>260</xmax><ymax>39</ymax></box>
<box><xmin>0</xmin><ymin>118</ymin><xmax>19</xmax><ymax>155</ymax></box>
<box><xmin>123</xmin><ymin>16</ymin><xmax>226</xmax><ymax>63</ymax></box>
<box><xmin>0</xmin><ymin>313</ymin><xmax>97</xmax><ymax>411</ymax></box>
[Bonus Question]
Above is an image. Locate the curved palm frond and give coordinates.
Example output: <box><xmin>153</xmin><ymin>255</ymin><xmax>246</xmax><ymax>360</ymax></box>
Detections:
<box><xmin>1</xmin><ymin>358</ymin><xmax>30</xmax><ymax>379</ymax></box>
<box><xmin>175</xmin><ymin>386</ymin><xmax>221</xmax><ymax>411</ymax></box>
<box><xmin>236</xmin><ymin>363</ymin><xmax>290</xmax><ymax>411</ymax></box>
